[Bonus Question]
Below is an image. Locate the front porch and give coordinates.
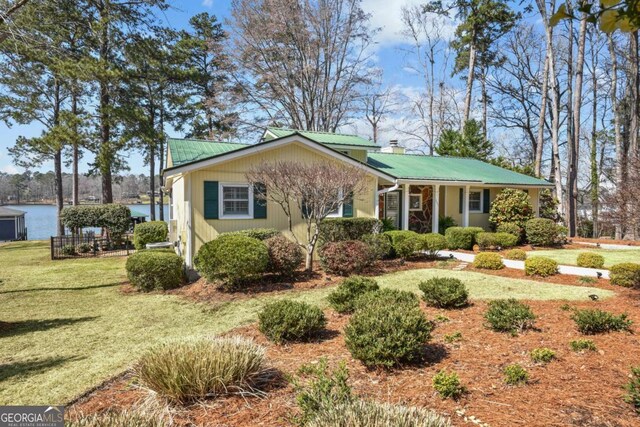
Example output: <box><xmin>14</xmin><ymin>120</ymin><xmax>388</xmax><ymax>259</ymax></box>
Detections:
<box><xmin>376</xmin><ymin>183</ymin><xmax>532</xmax><ymax>233</ymax></box>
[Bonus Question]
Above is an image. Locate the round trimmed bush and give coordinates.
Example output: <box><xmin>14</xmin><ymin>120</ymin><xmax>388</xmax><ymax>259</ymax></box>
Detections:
<box><xmin>354</xmin><ymin>288</ymin><xmax>420</xmax><ymax>311</ymax></box>
<box><xmin>319</xmin><ymin>240</ymin><xmax>373</xmax><ymax>275</ymax></box>
<box><xmin>194</xmin><ymin>234</ymin><xmax>269</xmax><ymax>290</ymax></box>
<box><xmin>360</xmin><ymin>233</ymin><xmax>393</xmax><ymax>260</ymax></box>
<box><xmin>609</xmin><ymin>263</ymin><xmax>640</xmax><ymax>287</ymax></box>
<box><xmin>445</xmin><ymin>227</ymin><xmax>484</xmax><ymax>250</ymax></box>
<box><xmin>126</xmin><ymin>250</ymin><xmax>184</xmax><ymax>291</ymax></box>
<box><xmin>420</xmin><ymin>233</ymin><xmax>447</xmax><ymax>258</ymax></box>
<box><xmin>496</xmin><ymin>222</ymin><xmax>522</xmax><ymax>242</ymax></box>
<box><xmin>524</xmin><ymin>256</ymin><xmax>558</xmax><ymax>277</ymax></box>
<box><xmin>484</xmin><ymin>299</ymin><xmax>536</xmax><ymax>334</ymax></box>
<box><xmin>222</xmin><ymin>228</ymin><xmax>280</xmax><ymax>241</ymax></box>
<box><xmin>265</xmin><ymin>235</ymin><xmax>303</xmax><ymax>276</ymax></box>
<box><xmin>327</xmin><ymin>276</ymin><xmax>379</xmax><ymax>314</ymax></box>
<box><xmin>258</xmin><ymin>300</ymin><xmax>326</xmax><ymax>343</ymax></box>
<box><xmin>525</xmin><ymin>218</ymin><xmax>560</xmax><ymax>246</ymax></box>
<box><xmin>418</xmin><ymin>277</ymin><xmax>468</xmax><ymax>308</ymax></box>
<box><xmin>384</xmin><ymin>230</ymin><xmax>421</xmax><ymax>259</ymax></box>
<box><xmin>489</xmin><ymin>188</ymin><xmax>534</xmax><ymax>230</ymax></box>
<box><xmin>473</xmin><ymin>252</ymin><xmax>504</xmax><ymax>270</ymax></box>
<box><xmin>345</xmin><ymin>296</ymin><xmax>432</xmax><ymax>368</ymax></box>
<box><xmin>504</xmin><ymin>248</ymin><xmax>527</xmax><ymax>261</ymax></box>
<box><xmin>133</xmin><ymin>221</ymin><xmax>168</xmax><ymax>250</ymax></box>
<box><xmin>136</xmin><ymin>336</ymin><xmax>267</xmax><ymax>403</ymax></box>
<box><xmin>495</xmin><ymin>232</ymin><xmax>518</xmax><ymax>248</ymax></box>
<box><xmin>308</xmin><ymin>400</ymin><xmax>451</xmax><ymax>427</ymax></box>
<box><xmin>576</xmin><ymin>252</ymin><xmax>605</xmax><ymax>269</ymax></box>
<box><xmin>476</xmin><ymin>232</ymin><xmax>498</xmax><ymax>250</ymax></box>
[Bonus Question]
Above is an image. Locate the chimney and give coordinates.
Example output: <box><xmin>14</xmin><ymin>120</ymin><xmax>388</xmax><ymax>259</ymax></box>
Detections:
<box><xmin>381</xmin><ymin>139</ymin><xmax>405</xmax><ymax>154</ymax></box>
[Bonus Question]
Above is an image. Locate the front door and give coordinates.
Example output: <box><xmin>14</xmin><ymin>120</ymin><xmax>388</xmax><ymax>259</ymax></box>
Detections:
<box><xmin>384</xmin><ymin>191</ymin><xmax>402</xmax><ymax>230</ymax></box>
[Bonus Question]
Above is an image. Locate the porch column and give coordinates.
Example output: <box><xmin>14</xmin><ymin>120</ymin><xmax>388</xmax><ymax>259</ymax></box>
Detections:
<box><xmin>402</xmin><ymin>183</ymin><xmax>410</xmax><ymax>230</ymax></box>
<box><xmin>462</xmin><ymin>185</ymin><xmax>470</xmax><ymax>227</ymax></box>
<box><xmin>432</xmin><ymin>184</ymin><xmax>440</xmax><ymax>233</ymax></box>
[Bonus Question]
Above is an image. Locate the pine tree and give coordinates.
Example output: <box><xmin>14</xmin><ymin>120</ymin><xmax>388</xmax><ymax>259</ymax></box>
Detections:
<box><xmin>435</xmin><ymin>119</ymin><xmax>494</xmax><ymax>160</ymax></box>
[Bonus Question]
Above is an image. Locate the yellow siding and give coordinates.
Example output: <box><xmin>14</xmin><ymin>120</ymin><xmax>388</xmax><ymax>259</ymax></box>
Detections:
<box><xmin>188</xmin><ymin>142</ymin><xmax>378</xmax><ymax>255</ymax></box>
<box><xmin>169</xmin><ymin>174</ymin><xmax>189</xmax><ymax>256</ymax></box>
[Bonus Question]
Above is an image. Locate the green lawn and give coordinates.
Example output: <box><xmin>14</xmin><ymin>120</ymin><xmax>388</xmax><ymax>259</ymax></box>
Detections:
<box><xmin>530</xmin><ymin>248</ymin><xmax>640</xmax><ymax>268</ymax></box>
<box><xmin>0</xmin><ymin>241</ymin><xmax>614</xmax><ymax>405</ymax></box>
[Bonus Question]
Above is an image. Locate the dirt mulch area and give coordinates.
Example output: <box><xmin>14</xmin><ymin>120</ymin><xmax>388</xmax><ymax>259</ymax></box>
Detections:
<box><xmin>163</xmin><ymin>259</ymin><xmax>450</xmax><ymax>306</ymax></box>
<box><xmin>70</xmin><ymin>267</ymin><xmax>640</xmax><ymax>427</ymax></box>
<box><xmin>571</xmin><ymin>237</ymin><xmax>640</xmax><ymax>247</ymax></box>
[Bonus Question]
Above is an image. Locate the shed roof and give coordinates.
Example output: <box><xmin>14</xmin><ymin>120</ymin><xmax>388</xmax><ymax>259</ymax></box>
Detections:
<box><xmin>0</xmin><ymin>206</ymin><xmax>26</xmax><ymax>217</ymax></box>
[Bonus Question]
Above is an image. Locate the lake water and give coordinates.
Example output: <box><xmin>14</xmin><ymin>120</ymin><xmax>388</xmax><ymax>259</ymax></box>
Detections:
<box><xmin>5</xmin><ymin>204</ymin><xmax>169</xmax><ymax>240</ymax></box>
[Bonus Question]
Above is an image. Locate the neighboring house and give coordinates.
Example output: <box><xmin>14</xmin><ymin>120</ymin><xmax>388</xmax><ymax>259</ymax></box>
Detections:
<box><xmin>0</xmin><ymin>206</ymin><xmax>27</xmax><ymax>241</ymax></box>
<box><xmin>163</xmin><ymin>127</ymin><xmax>552</xmax><ymax>266</ymax></box>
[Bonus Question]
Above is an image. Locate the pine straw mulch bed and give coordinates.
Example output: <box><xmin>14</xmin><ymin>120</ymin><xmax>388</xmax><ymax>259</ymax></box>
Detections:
<box><xmin>71</xmin><ymin>265</ymin><xmax>640</xmax><ymax>427</ymax></box>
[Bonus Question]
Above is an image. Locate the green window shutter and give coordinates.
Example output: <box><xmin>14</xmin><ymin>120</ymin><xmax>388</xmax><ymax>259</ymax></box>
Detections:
<box><xmin>459</xmin><ymin>188</ymin><xmax>463</xmax><ymax>214</ymax></box>
<box><xmin>253</xmin><ymin>183</ymin><xmax>267</xmax><ymax>219</ymax></box>
<box><xmin>342</xmin><ymin>192</ymin><xmax>354</xmax><ymax>217</ymax></box>
<box><xmin>204</xmin><ymin>181</ymin><xmax>219</xmax><ymax>219</ymax></box>
<box><xmin>483</xmin><ymin>189</ymin><xmax>490</xmax><ymax>214</ymax></box>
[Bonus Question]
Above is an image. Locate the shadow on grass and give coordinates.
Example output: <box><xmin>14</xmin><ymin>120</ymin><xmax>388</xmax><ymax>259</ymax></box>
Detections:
<box><xmin>0</xmin><ymin>356</ymin><xmax>81</xmax><ymax>382</ymax></box>
<box><xmin>0</xmin><ymin>316</ymin><xmax>99</xmax><ymax>338</ymax></box>
<box><xmin>0</xmin><ymin>282</ymin><xmax>121</xmax><ymax>294</ymax></box>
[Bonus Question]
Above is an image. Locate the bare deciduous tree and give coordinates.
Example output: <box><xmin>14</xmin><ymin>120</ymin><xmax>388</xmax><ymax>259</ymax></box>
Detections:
<box><xmin>228</xmin><ymin>0</ymin><xmax>377</xmax><ymax>132</ymax></box>
<box><xmin>246</xmin><ymin>160</ymin><xmax>368</xmax><ymax>271</ymax></box>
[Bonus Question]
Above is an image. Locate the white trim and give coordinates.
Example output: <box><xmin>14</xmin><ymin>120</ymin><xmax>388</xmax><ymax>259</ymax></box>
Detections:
<box><xmin>186</xmin><ymin>173</ymin><xmax>193</xmax><ymax>267</ymax></box>
<box><xmin>218</xmin><ymin>182</ymin><xmax>254</xmax><ymax>219</ymax></box>
<box><xmin>397</xmin><ymin>179</ymin><xmax>552</xmax><ymax>189</ymax></box>
<box><xmin>402</xmin><ymin>184</ymin><xmax>410</xmax><ymax>230</ymax></box>
<box><xmin>468</xmin><ymin>189</ymin><xmax>483</xmax><ymax>213</ymax></box>
<box><xmin>165</xmin><ymin>134</ymin><xmax>395</xmax><ymax>182</ymax></box>
<box><xmin>463</xmin><ymin>185</ymin><xmax>470</xmax><ymax>227</ymax></box>
<box><xmin>432</xmin><ymin>184</ymin><xmax>440</xmax><ymax>233</ymax></box>
<box><xmin>408</xmin><ymin>193</ymin><xmax>423</xmax><ymax>211</ymax></box>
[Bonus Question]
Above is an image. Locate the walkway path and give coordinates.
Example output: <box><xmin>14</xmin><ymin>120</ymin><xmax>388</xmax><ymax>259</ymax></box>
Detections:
<box><xmin>440</xmin><ymin>250</ymin><xmax>610</xmax><ymax>280</ymax></box>
<box><xmin>572</xmin><ymin>241</ymin><xmax>640</xmax><ymax>251</ymax></box>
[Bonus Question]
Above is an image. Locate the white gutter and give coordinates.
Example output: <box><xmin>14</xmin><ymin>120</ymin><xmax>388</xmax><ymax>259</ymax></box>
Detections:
<box><xmin>377</xmin><ymin>180</ymin><xmax>399</xmax><ymax>196</ymax></box>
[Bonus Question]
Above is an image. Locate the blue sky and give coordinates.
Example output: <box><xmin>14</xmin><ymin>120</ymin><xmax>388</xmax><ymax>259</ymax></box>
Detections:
<box><xmin>0</xmin><ymin>0</ymin><xmax>448</xmax><ymax>175</ymax></box>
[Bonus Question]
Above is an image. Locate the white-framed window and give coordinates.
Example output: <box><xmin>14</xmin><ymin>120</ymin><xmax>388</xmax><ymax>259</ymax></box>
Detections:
<box><xmin>409</xmin><ymin>193</ymin><xmax>422</xmax><ymax>211</ymax></box>
<box><xmin>219</xmin><ymin>183</ymin><xmax>253</xmax><ymax>219</ymax></box>
<box><xmin>469</xmin><ymin>190</ymin><xmax>482</xmax><ymax>213</ymax></box>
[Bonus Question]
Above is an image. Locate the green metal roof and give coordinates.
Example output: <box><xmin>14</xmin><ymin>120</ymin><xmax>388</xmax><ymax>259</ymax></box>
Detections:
<box><xmin>264</xmin><ymin>127</ymin><xmax>379</xmax><ymax>148</ymax></box>
<box><xmin>367</xmin><ymin>153</ymin><xmax>552</xmax><ymax>186</ymax></box>
<box><xmin>167</xmin><ymin>138</ymin><xmax>250</xmax><ymax>168</ymax></box>
<box><xmin>130</xmin><ymin>209</ymin><xmax>149</xmax><ymax>218</ymax></box>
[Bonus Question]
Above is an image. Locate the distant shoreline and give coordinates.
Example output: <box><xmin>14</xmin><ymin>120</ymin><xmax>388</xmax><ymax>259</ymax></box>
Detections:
<box><xmin>0</xmin><ymin>201</ymin><xmax>160</xmax><ymax>206</ymax></box>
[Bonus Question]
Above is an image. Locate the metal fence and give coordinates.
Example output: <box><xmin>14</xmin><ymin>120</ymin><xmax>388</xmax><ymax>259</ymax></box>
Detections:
<box><xmin>50</xmin><ymin>232</ymin><xmax>134</xmax><ymax>260</ymax></box>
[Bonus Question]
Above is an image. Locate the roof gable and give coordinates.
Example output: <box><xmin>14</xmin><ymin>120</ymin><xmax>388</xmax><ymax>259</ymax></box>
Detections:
<box><xmin>367</xmin><ymin>153</ymin><xmax>552</xmax><ymax>186</ymax></box>
<box><xmin>167</xmin><ymin>138</ymin><xmax>250</xmax><ymax>168</ymax></box>
<box><xmin>264</xmin><ymin>127</ymin><xmax>379</xmax><ymax>149</ymax></box>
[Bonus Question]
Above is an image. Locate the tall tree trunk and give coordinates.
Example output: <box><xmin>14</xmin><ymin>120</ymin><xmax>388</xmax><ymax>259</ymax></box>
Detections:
<box><xmin>98</xmin><ymin>2</ymin><xmax>113</xmax><ymax>204</ymax></box>
<box><xmin>481</xmin><ymin>66</ymin><xmax>488</xmax><ymax>140</ymax></box>
<box><xmin>149</xmin><ymin>143</ymin><xmax>155</xmax><ymax>221</ymax></box>
<box><xmin>53</xmin><ymin>80</ymin><xmax>64</xmax><ymax>236</ymax></box>
<box><xmin>627</xmin><ymin>31</ymin><xmax>639</xmax><ymax>239</ymax></box>
<box><xmin>568</xmin><ymin>7</ymin><xmax>587</xmax><ymax>237</ymax></box>
<box><xmin>564</xmin><ymin>9</ymin><xmax>574</xmax><ymax>225</ymax></box>
<box><xmin>590</xmin><ymin>72</ymin><xmax>598</xmax><ymax>238</ymax></box>
<box><xmin>72</xmin><ymin>93</ymin><xmax>80</xmax><ymax>206</ymax></box>
<box><xmin>462</xmin><ymin>39</ymin><xmax>476</xmax><ymax>129</ymax></box>
<box><xmin>608</xmin><ymin>34</ymin><xmax>624</xmax><ymax>239</ymax></box>
<box><xmin>535</xmin><ymin>49</ymin><xmax>549</xmax><ymax>177</ymax></box>
<box><xmin>158</xmin><ymin>90</ymin><xmax>165</xmax><ymax>222</ymax></box>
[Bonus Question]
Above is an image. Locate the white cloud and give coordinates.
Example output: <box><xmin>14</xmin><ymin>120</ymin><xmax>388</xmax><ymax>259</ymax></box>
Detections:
<box><xmin>202</xmin><ymin>0</ymin><xmax>214</xmax><ymax>7</ymax></box>
<box><xmin>1</xmin><ymin>164</ymin><xmax>19</xmax><ymax>174</ymax></box>
<box><xmin>362</xmin><ymin>0</ymin><xmax>457</xmax><ymax>48</ymax></box>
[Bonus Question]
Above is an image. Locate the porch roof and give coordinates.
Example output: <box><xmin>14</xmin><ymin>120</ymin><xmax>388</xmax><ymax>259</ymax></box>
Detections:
<box><xmin>366</xmin><ymin>153</ymin><xmax>553</xmax><ymax>187</ymax></box>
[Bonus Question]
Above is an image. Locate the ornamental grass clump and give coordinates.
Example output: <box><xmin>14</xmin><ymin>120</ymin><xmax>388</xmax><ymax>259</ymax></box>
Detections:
<box><xmin>571</xmin><ymin>308</ymin><xmax>633</xmax><ymax>334</ymax></box>
<box><xmin>418</xmin><ymin>277</ymin><xmax>469</xmax><ymax>309</ymax></box>
<box><xmin>308</xmin><ymin>400</ymin><xmax>451</xmax><ymax>427</ymax></box>
<box><xmin>327</xmin><ymin>276</ymin><xmax>379</xmax><ymax>314</ymax></box>
<box><xmin>484</xmin><ymin>299</ymin><xmax>536</xmax><ymax>335</ymax></box>
<box><xmin>136</xmin><ymin>336</ymin><xmax>268</xmax><ymax>404</ymax></box>
<box><xmin>67</xmin><ymin>411</ymin><xmax>168</xmax><ymax>427</ymax></box>
<box><xmin>258</xmin><ymin>300</ymin><xmax>326</xmax><ymax>344</ymax></box>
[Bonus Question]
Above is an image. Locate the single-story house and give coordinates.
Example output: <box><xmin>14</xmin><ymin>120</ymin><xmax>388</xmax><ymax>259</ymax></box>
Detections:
<box><xmin>163</xmin><ymin>127</ymin><xmax>552</xmax><ymax>266</ymax></box>
<box><xmin>0</xmin><ymin>206</ymin><xmax>27</xmax><ymax>241</ymax></box>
